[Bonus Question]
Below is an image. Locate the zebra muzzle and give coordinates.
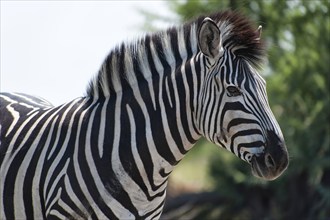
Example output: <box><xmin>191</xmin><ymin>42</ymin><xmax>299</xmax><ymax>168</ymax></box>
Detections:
<box><xmin>250</xmin><ymin>149</ymin><xmax>288</xmax><ymax>180</ymax></box>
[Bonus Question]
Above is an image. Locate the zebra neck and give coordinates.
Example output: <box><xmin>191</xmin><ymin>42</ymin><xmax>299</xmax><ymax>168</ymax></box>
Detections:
<box><xmin>85</xmin><ymin>22</ymin><xmax>203</xmax><ymax>168</ymax></box>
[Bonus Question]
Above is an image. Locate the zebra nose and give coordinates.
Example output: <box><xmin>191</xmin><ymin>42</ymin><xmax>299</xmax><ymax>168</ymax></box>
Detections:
<box><xmin>264</xmin><ymin>147</ymin><xmax>288</xmax><ymax>171</ymax></box>
<box><xmin>251</xmin><ymin>131</ymin><xmax>289</xmax><ymax>180</ymax></box>
<box><xmin>252</xmin><ymin>147</ymin><xmax>288</xmax><ymax>180</ymax></box>
<box><xmin>265</xmin><ymin>131</ymin><xmax>289</xmax><ymax>171</ymax></box>
<box><xmin>265</xmin><ymin>153</ymin><xmax>275</xmax><ymax>169</ymax></box>
<box><xmin>264</xmin><ymin>145</ymin><xmax>289</xmax><ymax>179</ymax></box>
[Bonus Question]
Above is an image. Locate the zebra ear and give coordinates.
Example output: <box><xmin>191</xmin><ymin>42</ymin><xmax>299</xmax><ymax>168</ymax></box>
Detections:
<box><xmin>198</xmin><ymin>18</ymin><xmax>221</xmax><ymax>58</ymax></box>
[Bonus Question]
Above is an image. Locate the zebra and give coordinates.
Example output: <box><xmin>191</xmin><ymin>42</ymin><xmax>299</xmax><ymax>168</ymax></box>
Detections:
<box><xmin>0</xmin><ymin>10</ymin><xmax>288</xmax><ymax>219</ymax></box>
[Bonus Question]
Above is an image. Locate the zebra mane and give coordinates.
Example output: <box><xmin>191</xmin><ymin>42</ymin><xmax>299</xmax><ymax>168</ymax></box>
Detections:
<box><xmin>207</xmin><ymin>10</ymin><xmax>265</xmax><ymax>66</ymax></box>
<box><xmin>86</xmin><ymin>10</ymin><xmax>265</xmax><ymax>98</ymax></box>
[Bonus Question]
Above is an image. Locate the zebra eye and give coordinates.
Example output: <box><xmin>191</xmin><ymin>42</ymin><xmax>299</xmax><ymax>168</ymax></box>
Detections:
<box><xmin>226</xmin><ymin>86</ymin><xmax>241</xmax><ymax>97</ymax></box>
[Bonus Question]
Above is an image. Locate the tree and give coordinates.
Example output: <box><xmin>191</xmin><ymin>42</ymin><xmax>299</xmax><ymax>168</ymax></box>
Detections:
<box><xmin>146</xmin><ymin>1</ymin><xmax>330</xmax><ymax>219</ymax></box>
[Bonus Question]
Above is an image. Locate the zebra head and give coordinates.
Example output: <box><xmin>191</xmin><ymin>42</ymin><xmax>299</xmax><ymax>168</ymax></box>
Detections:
<box><xmin>195</xmin><ymin>15</ymin><xmax>288</xmax><ymax>180</ymax></box>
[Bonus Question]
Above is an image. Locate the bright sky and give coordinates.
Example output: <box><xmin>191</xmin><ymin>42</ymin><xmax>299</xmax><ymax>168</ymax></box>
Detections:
<box><xmin>1</xmin><ymin>1</ymin><xmax>174</xmax><ymax>105</ymax></box>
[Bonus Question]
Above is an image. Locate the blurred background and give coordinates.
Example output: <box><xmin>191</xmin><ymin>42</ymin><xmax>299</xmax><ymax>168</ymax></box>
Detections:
<box><xmin>1</xmin><ymin>1</ymin><xmax>329</xmax><ymax>219</ymax></box>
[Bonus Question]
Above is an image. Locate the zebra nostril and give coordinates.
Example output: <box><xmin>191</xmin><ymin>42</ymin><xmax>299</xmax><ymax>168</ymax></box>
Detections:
<box><xmin>265</xmin><ymin>153</ymin><xmax>275</xmax><ymax>169</ymax></box>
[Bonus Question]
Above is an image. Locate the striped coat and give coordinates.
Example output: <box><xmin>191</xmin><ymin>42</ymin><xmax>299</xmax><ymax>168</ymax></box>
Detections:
<box><xmin>0</xmin><ymin>11</ymin><xmax>288</xmax><ymax>219</ymax></box>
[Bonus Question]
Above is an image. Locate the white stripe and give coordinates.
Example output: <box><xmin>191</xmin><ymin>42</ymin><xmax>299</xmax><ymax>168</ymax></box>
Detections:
<box><xmin>110</xmin><ymin>53</ymin><xmax>122</xmax><ymax>93</ymax></box>
<box><xmin>0</xmin><ymin>95</ymin><xmax>21</xmax><ymax>136</ymax></box>
<box><xmin>137</xmin><ymin>45</ymin><xmax>157</xmax><ymax>110</ymax></box>
<box><xmin>5</xmin><ymin>103</ymin><xmax>21</xmax><ymax>136</ymax></box>
<box><xmin>165</xmin><ymin>76</ymin><xmax>173</xmax><ymax>108</ymax></box>
<box><xmin>12</xmin><ymin>93</ymin><xmax>52</xmax><ymax>108</ymax></box>
<box><xmin>100</xmin><ymin>63</ymin><xmax>111</xmax><ymax>97</ymax></box>
<box><xmin>98</xmin><ymin>98</ymin><xmax>109</xmax><ymax>158</ymax></box>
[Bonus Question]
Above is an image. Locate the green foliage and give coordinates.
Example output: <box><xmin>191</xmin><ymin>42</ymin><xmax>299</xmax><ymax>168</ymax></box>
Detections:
<box><xmin>148</xmin><ymin>0</ymin><xmax>330</xmax><ymax>219</ymax></box>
